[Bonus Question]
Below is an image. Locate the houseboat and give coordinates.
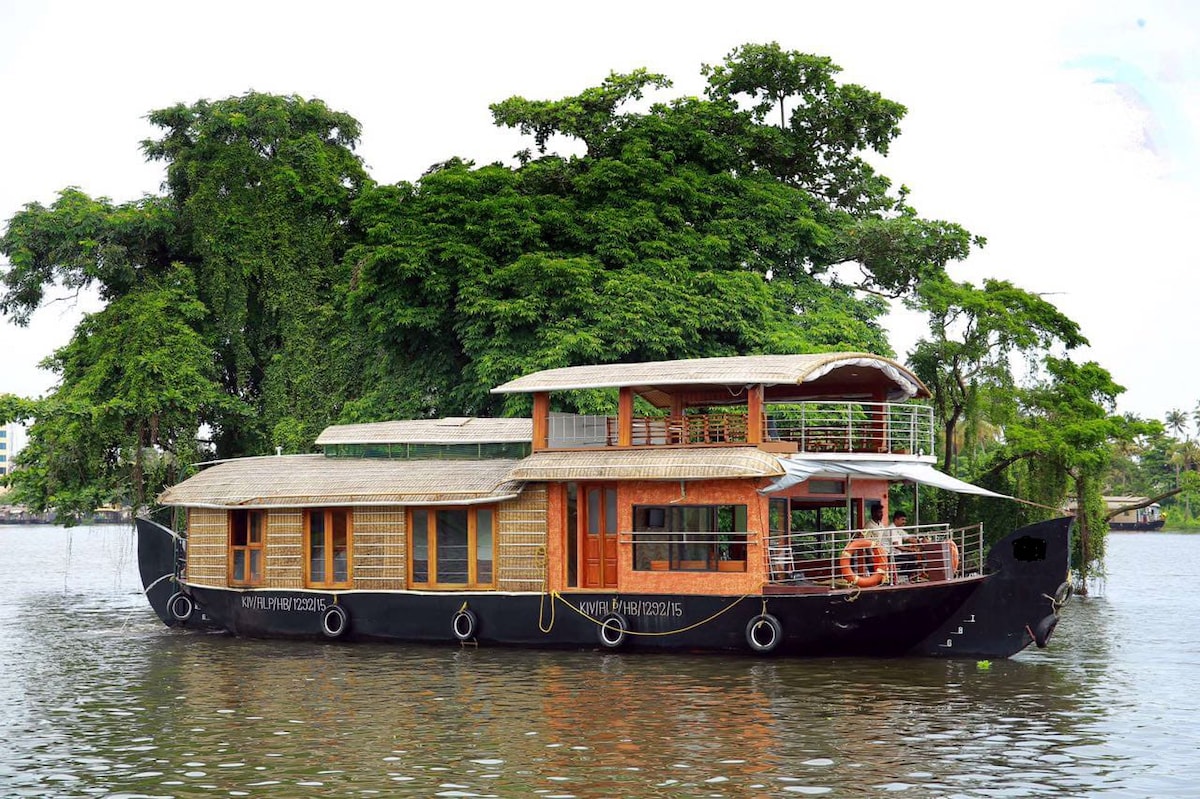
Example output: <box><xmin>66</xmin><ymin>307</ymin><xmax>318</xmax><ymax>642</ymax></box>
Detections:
<box><xmin>137</xmin><ymin>353</ymin><xmax>1072</xmax><ymax>657</ymax></box>
<box><xmin>1066</xmin><ymin>496</ymin><xmax>1165</xmax><ymax>531</ymax></box>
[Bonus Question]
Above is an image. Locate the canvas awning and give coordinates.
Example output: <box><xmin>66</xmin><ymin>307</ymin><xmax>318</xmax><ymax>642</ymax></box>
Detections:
<box><xmin>762</xmin><ymin>457</ymin><xmax>1011</xmax><ymax>499</ymax></box>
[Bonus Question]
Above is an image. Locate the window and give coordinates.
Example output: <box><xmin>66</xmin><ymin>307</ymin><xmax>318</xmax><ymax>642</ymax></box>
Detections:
<box><xmin>230</xmin><ymin>510</ymin><xmax>266</xmax><ymax>586</ymax></box>
<box><xmin>409</xmin><ymin>507</ymin><xmax>495</xmax><ymax>588</ymax></box>
<box><xmin>307</xmin><ymin>508</ymin><xmax>352</xmax><ymax>588</ymax></box>
<box><xmin>632</xmin><ymin>504</ymin><xmax>748</xmax><ymax>572</ymax></box>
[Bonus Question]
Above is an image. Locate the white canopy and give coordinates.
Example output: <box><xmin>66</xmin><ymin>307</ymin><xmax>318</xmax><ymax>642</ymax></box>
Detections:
<box><xmin>762</xmin><ymin>457</ymin><xmax>1011</xmax><ymax>499</ymax></box>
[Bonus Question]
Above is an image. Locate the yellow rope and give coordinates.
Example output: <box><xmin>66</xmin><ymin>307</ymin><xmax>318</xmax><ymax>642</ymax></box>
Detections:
<box><xmin>536</xmin><ymin>546</ymin><xmax>556</xmax><ymax>633</ymax></box>
<box><xmin>550</xmin><ymin>590</ymin><xmax>753</xmax><ymax>637</ymax></box>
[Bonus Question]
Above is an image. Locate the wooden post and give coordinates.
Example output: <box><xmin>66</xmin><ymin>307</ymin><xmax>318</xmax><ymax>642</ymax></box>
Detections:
<box><xmin>618</xmin><ymin>387</ymin><xmax>634</xmax><ymax>447</ymax></box>
<box><xmin>532</xmin><ymin>392</ymin><xmax>549</xmax><ymax>451</ymax></box>
<box><xmin>747</xmin><ymin>384</ymin><xmax>764</xmax><ymax>444</ymax></box>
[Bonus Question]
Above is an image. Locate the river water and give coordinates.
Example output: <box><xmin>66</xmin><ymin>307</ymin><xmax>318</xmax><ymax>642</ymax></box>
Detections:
<box><xmin>0</xmin><ymin>525</ymin><xmax>1196</xmax><ymax>798</ymax></box>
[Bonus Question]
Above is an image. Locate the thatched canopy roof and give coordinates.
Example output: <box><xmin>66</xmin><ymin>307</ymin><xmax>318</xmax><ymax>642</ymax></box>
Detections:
<box><xmin>491</xmin><ymin>353</ymin><xmax>929</xmax><ymax>407</ymax></box>
<box><xmin>158</xmin><ymin>455</ymin><xmax>522</xmax><ymax>509</ymax></box>
<box><xmin>507</xmin><ymin>448</ymin><xmax>785</xmax><ymax>482</ymax></box>
<box><xmin>316</xmin><ymin>417</ymin><xmax>531</xmax><ymax>445</ymax></box>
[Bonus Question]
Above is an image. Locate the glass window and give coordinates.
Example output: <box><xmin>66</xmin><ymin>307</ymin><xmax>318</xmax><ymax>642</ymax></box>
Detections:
<box><xmin>632</xmin><ymin>504</ymin><xmax>748</xmax><ymax>572</ymax></box>
<box><xmin>307</xmin><ymin>509</ymin><xmax>352</xmax><ymax>588</ymax></box>
<box><xmin>411</xmin><ymin>510</ymin><xmax>429</xmax><ymax>583</ymax></box>
<box><xmin>230</xmin><ymin>510</ymin><xmax>267</xmax><ymax>586</ymax></box>
<box><xmin>408</xmin><ymin>506</ymin><xmax>497</xmax><ymax>589</ymax></box>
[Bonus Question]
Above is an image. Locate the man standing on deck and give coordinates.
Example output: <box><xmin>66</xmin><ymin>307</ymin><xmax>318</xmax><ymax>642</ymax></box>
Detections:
<box><xmin>875</xmin><ymin>510</ymin><xmax>916</xmax><ymax>582</ymax></box>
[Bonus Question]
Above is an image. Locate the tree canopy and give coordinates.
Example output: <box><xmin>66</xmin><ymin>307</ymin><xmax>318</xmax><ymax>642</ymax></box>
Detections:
<box><xmin>0</xmin><ymin>43</ymin><xmax>1141</xmax><ymax>565</ymax></box>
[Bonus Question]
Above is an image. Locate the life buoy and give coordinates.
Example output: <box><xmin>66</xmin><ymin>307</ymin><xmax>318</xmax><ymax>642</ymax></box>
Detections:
<box><xmin>839</xmin><ymin>539</ymin><xmax>888</xmax><ymax>587</ymax></box>
<box><xmin>167</xmin><ymin>591</ymin><xmax>194</xmax><ymax>623</ymax></box>
<box><xmin>745</xmin><ymin>613</ymin><xmax>783</xmax><ymax>654</ymax></box>
<box><xmin>452</xmin><ymin>608</ymin><xmax>478</xmax><ymax>641</ymax></box>
<box><xmin>597</xmin><ymin>612</ymin><xmax>629</xmax><ymax>648</ymax></box>
<box><xmin>321</xmin><ymin>604</ymin><xmax>349</xmax><ymax>639</ymax></box>
<box><xmin>948</xmin><ymin>540</ymin><xmax>960</xmax><ymax>576</ymax></box>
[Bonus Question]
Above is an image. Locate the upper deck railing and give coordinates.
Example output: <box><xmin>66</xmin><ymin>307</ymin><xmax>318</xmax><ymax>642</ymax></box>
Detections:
<box><xmin>546</xmin><ymin>401</ymin><xmax>934</xmax><ymax>456</ymax></box>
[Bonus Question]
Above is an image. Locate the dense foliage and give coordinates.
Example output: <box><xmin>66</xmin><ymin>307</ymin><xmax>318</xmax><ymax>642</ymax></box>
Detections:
<box><xmin>0</xmin><ymin>43</ymin><xmax>1148</xmax><ymax>570</ymax></box>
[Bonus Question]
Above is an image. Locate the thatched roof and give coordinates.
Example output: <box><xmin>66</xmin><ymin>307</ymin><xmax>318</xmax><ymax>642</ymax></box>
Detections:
<box><xmin>507</xmin><ymin>448</ymin><xmax>786</xmax><ymax>482</ymax></box>
<box><xmin>316</xmin><ymin>417</ymin><xmax>531</xmax><ymax>445</ymax></box>
<box><xmin>491</xmin><ymin>353</ymin><xmax>929</xmax><ymax>406</ymax></box>
<box><xmin>158</xmin><ymin>455</ymin><xmax>522</xmax><ymax>509</ymax></box>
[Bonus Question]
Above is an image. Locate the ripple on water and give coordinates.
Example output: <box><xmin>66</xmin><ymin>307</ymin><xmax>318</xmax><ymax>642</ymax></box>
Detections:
<box><xmin>3</xmin><ymin>527</ymin><xmax>1200</xmax><ymax>796</ymax></box>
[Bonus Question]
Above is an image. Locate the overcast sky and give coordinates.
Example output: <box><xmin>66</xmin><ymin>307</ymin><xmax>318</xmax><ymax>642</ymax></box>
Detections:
<box><xmin>1</xmin><ymin>0</ymin><xmax>1197</xmax><ymax>427</ymax></box>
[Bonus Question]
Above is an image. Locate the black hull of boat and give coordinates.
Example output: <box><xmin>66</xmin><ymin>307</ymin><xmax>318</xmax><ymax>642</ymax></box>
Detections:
<box><xmin>136</xmin><ymin>516</ymin><xmax>1072</xmax><ymax>659</ymax></box>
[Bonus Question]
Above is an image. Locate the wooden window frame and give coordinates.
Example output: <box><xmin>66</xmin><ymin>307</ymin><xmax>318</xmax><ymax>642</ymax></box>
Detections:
<box><xmin>229</xmin><ymin>509</ymin><xmax>267</xmax><ymax>586</ymax></box>
<box><xmin>305</xmin><ymin>508</ymin><xmax>354</xmax><ymax>589</ymax></box>
<box><xmin>407</xmin><ymin>506</ymin><xmax>497</xmax><ymax>590</ymax></box>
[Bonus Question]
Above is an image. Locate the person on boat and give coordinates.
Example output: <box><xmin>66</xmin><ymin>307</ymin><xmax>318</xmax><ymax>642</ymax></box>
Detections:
<box><xmin>865</xmin><ymin>503</ymin><xmax>885</xmax><ymax>532</ymax></box>
<box><xmin>873</xmin><ymin>510</ymin><xmax>916</xmax><ymax>582</ymax></box>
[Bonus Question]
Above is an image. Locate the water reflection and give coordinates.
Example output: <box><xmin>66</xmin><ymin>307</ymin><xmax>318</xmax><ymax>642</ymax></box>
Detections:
<box><xmin>2</xmin><ymin>526</ymin><xmax>1198</xmax><ymax>797</ymax></box>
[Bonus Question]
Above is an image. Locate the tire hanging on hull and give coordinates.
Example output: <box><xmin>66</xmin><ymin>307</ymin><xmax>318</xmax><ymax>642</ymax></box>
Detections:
<box><xmin>745</xmin><ymin>613</ymin><xmax>783</xmax><ymax>654</ymax></box>
<box><xmin>1032</xmin><ymin>613</ymin><xmax>1059</xmax><ymax>648</ymax></box>
<box><xmin>452</xmin><ymin>608</ymin><xmax>478</xmax><ymax>642</ymax></box>
<box><xmin>598</xmin><ymin>612</ymin><xmax>629</xmax><ymax>648</ymax></box>
<box><xmin>322</xmin><ymin>605</ymin><xmax>350</xmax><ymax>639</ymax></box>
<box><xmin>167</xmin><ymin>592</ymin><xmax>195</xmax><ymax>624</ymax></box>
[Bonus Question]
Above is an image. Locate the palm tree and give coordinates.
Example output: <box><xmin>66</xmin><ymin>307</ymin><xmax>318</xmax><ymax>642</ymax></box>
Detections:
<box><xmin>1169</xmin><ymin>439</ymin><xmax>1200</xmax><ymax>518</ymax></box>
<box><xmin>1193</xmin><ymin>401</ymin><xmax>1200</xmax><ymax>439</ymax></box>
<box><xmin>1166</xmin><ymin>409</ymin><xmax>1188</xmax><ymax>441</ymax></box>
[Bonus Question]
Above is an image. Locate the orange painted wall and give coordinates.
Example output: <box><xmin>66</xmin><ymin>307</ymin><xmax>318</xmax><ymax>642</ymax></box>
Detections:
<box><xmin>542</xmin><ymin>475</ymin><xmax>893</xmax><ymax>596</ymax></box>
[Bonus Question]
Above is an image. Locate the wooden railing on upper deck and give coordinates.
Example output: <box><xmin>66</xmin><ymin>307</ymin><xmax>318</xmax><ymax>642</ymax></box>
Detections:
<box><xmin>545</xmin><ymin>401</ymin><xmax>933</xmax><ymax>455</ymax></box>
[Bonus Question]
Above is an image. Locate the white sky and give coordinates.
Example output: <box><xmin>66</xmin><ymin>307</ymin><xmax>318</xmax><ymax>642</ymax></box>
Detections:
<box><xmin>1</xmin><ymin>0</ymin><xmax>1197</xmax><ymax>427</ymax></box>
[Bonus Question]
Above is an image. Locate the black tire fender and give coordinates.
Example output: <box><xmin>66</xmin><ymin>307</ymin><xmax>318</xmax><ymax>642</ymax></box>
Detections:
<box><xmin>167</xmin><ymin>591</ymin><xmax>194</xmax><ymax>624</ymax></box>
<box><xmin>1033</xmin><ymin>613</ymin><xmax>1059</xmax><ymax>648</ymax></box>
<box><xmin>597</xmin><ymin>612</ymin><xmax>629</xmax><ymax>649</ymax></box>
<box><xmin>452</xmin><ymin>608</ymin><xmax>478</xmax><ymax>641</ymax></box>
<box><xmin>1053</xmin><ymin>581</ymin><xmax>1073</xmax><ymax>609</ymax></box>
<box><xmin>321</xmin><ymin>604</ymin><xmax>349</xmax><ymax>639</ymax></box>
<box><xmin>746</xmin><ymin>613</ymin><xmax>783</xmax><ymax>654</ymax></box>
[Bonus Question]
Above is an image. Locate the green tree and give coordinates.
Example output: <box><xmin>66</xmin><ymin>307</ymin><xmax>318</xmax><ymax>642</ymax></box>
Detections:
<box><xmin>143</xmin><ymin>92</ymin><xmax>369</xmax><ymax>453</ymax></box>
<box><xmin>2</xmin><ymin>93</ymin><xmax>369</xmax><ymax>461</ymax></box>
<box><xmin>5</xmin><ymin>268</ymin><xmax>242</xmax><ymax>520</ymax></box>
<box><xmin>908</xmin><ymin>276</ymin><xmax>1086</xmax><ymax>475</ymax></box>
<box><xmin>1000</xmin><ymin>358</ymin><xmax>1155</xmax><ymax>591</ymax></box>
<box><xmin>347</xmin><ymin>45</ymin><xmax>975</xmax><ymax>419</ymax></box>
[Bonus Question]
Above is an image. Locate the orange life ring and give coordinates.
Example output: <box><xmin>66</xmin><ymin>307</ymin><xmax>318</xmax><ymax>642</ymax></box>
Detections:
<box><xmin>839</xmin><ymin>538</ymin><xmax>888</xmax><ymax>587</ymax></box>
<box><xmin>948</xmin><ymin>540</ymin><xmax>960</xmax><ymax>576</ymax></box>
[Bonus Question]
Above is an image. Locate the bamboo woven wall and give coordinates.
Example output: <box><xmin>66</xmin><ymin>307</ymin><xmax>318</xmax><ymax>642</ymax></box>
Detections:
<box><xmin>185</xmin><ymin>491</ymin><xmax>547</xmax><ymax>592</ymax></box>
<box><xmin>352</xmin><ymin>507</ymin><xmax>407</xmax><ymax>590</ymax></box>
<box><xmin>266</xmin><ymin>509</ymin><xmax>304</xmax><ymax>589</ymax></box>
<box><xmin>185</xmin><ymin>508</ymin><xmax>227</xmax><ymax>587</ymax></box>
<box><xmin>498</xmin><ymin>485</ymin><xmax>548</xmax><ymax>591</ymax></box>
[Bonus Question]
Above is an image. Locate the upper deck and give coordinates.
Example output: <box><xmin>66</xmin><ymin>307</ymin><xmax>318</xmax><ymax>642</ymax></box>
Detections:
<box><xmin>493</xmin><ymin>353</ymin><xmax>935</xmax><ymax>458</ymax></box>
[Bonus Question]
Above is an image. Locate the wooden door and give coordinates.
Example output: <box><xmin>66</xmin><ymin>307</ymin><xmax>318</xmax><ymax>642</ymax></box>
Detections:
<box><xmin>582</xmin><ymin>484</ymin><xmax>618</xmax><ymax>589</ymax></box>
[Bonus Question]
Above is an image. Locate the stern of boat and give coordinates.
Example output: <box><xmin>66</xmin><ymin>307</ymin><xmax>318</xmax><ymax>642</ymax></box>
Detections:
<box><xmin>135</xmin><ymin>515</ymin><xmax>184</xmax><ymax>626</ymax></box>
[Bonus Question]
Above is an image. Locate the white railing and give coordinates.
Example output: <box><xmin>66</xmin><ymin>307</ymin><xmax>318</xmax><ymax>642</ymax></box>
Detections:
<box><xmin>764</xmin><ymin>522</ymin><xmax>983</xmax><ymax>587</ymax></box>
<box><xmin>620</xmin><ymin>530</ymin><xmax>751</xmax><ymax>573</ymax></box>
<box><xmin>766</xmin><ymin>401</ymin><xmax>934</xmax><ymax>456</ymax></box>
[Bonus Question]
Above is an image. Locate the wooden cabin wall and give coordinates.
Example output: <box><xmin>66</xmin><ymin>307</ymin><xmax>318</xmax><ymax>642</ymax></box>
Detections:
<box><xmin>186</xmin><ymin>492</ymin><xmax>548</xmax><ymax>593</ymax></box>
<box><xmin>619</xmin><ymin>479</ymin><xmax>769</xmax><ymax>596</ymax></box>
<box><xmin>265</xmin><ymin>509</ymin><xmax>304</xmax><ymax>589</ymax></box>
<box><xmin>352</xmin><ymin>508</ymin><xmax>407</xmax><ymax>590</ymax></box>
<box><xmin>498</xmin><ymin>484</ymin><xmax>549</xmax><ymax>592</ymax></box>
<box><xmin>185</xmin><ymin>508</ymin><xmax>229</xmax><ymax>587</ymax></box>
